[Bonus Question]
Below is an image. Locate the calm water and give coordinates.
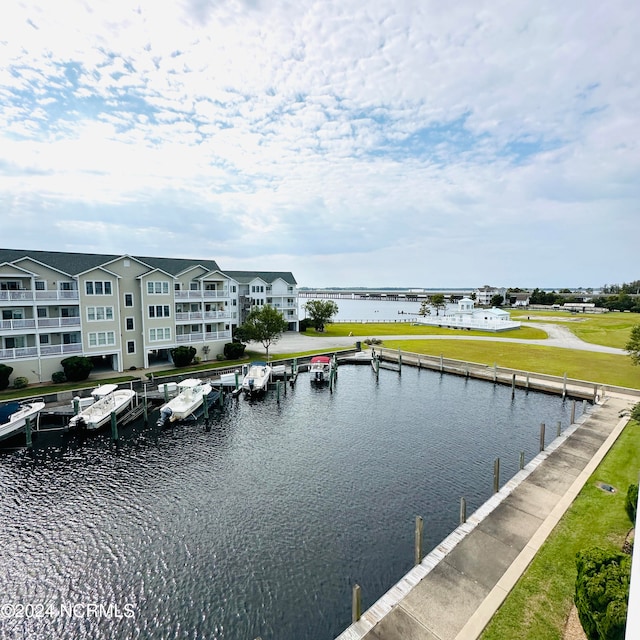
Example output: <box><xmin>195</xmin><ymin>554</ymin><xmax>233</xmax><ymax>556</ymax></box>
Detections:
<box><xmin>0</xmin><ymin>365</ymin><xmax>584</xmax><ymax>640</ymax></box>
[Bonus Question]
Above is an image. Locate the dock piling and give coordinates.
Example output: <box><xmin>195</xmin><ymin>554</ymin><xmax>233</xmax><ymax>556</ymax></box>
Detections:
<box><xmin>460</xmin><ymin>498</ymin><xmax>467</xmax><ymax>525</ymax></box>
<box><xmin>556</xmin><ymin>420</ymin><xmax>562</xmax><ymax>437</ymax></box>
<box><xmin>414</xmin><ymin>515</ymin><xmax>423</xmax><ymax>565</ymax></box>
<box><xmin>519</xmin><ymin>451</ymin><xmax>525</xmax><ymax>470</ymax></box>
<box><xmin>539</xmin><ymin>422</ymin><xmax>546</xmax><ymax>452</ymax></box>
<box><xmin>352</xmin><ymin>584</ymin><xmax>362</xmax><ymax>623</ymax></box>
<box><xmin>110</xmin><ymin>411</ymin><xmax>118</xmax><ymax>442</ymax></box>
<box><xmin>493</xmin><ymin>458</ymin><xmax>500</xmax><ymax>493</ymax></box>
<box><xmin>571</xmin><ymin>400</ymin><xmax>576</xmax><ymax>424</ymax></box>
<box><xmin>25</xmin><ymin>416</ymin><xmax>32</xmax><ymax>449</ymax></box>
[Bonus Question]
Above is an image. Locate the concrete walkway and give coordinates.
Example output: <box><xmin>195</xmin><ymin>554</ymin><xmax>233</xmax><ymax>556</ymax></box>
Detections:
<box><xmin>335</xmin><ymin>396</ymin><xmax>636</xmax><ymax>640</ymax></box>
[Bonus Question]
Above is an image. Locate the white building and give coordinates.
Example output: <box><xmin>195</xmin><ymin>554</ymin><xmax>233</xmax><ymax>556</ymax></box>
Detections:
<box><xmin>416</xmin><ymin>297</ymin><xmax>520</xmax><ymax>332</ymax></box>
<box><xmin>0</xmin><ymin>249</ymin><xmax>298</xmax><ymax>383</ymax></box>
<box><xmin>474</xmin><ymin>285</ymin><xmax>507</xmax><ymax>306</ymax></box>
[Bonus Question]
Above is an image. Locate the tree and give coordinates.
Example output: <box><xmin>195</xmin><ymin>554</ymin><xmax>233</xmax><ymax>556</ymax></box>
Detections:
<box><xmin>303</xmin><ymin>299</ymin><xmax>339</xmax><ymax>332</ymax></box>
<box><xmin>625</xmin><ymin>325</ymin><xmax>640</xmax><ymax>366</ymax></box>
<box><xmin>429</xmin><ymin>293</ymin><xmax>447</xmax><ymax>316</ymax></box>
<box><xmin>239</xmin><ymin>304</ymin><xmax>288</xmax><ymax>360</ymax></box>
<box><xmin>490</xmin><ymin>294</ymin><xmax>504</xmax><ymax>307</ymax></box>
<box><xmin>418</xmin><ymin>300</ymin><xmax>431</xmax><ymax>316</ymax></box>
<box><xmin>0</xmin><ymin>364</ymin><xmax>13</xmax><ymax>391</ymax></box>
<box><xmin>170</xmin><ymin>345</ymin><xmax>197</xmax><ymax>368</ymax></box>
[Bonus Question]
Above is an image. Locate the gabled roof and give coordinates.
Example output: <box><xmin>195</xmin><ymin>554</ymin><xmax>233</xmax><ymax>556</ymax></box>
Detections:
<box><xmin>224</xmin><ymin>270</ymin><xmax>297</xmax><ymax>285</ymax></box>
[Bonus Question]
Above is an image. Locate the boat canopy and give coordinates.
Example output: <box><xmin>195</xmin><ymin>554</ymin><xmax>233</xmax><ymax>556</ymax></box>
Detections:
<box><xmin>310</xmin><ymin>356</ymin><xmax>331</xmax><ymax>364</ymax></box>
<box><xmin>0</xmin><ymin>402</ymin><xmax>20</xmax><ymax>425</ymax></box>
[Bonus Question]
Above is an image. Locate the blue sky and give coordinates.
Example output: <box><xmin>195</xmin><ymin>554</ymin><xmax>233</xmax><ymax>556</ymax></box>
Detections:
<box><xmin>1</xmin><ymin>0</ymin><xmax>638</xmax><ymax>288</ymax></box>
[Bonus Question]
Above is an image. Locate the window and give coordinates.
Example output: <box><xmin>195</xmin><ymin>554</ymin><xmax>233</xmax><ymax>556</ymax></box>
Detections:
<box><xmin>39</xmin><ymin>335</ymin><xmax>49</xmax><ymax>344</ymax></box>
<box><xmin>37</xmin><ymin>308</ymin><xmax>47</xmax><ymax>318</ymax></box>
<box><xmin>5</xmin><ymin>336</ymin><xmax>26</xmax><ymax>348</ymax></box>
<box><xmin>125</xmin><ymin>317</ymin><xmax>134</xmax><ymax>331</ymax></box>
<box><xmin>62</xmin><ymin>333</ymin><xmax>80</xmax><ymax>344</ymax></box>
<box><xmin>59</xmin><ymin>282</ymin><xmax>74</xmax><ymax>291</ymax></box>
<box><xmin>87</xmin><ymin>306</ymin><xmax>114</xmax><ymax>321</ymax></box>
<box><xmin>124</xmin><ymin>293</ymin><xmax>133</xmax><ymax>307</ymax></box>
<box><xmin>88</xmin><ymin>331</ymin><xmax>116</xmax><ymax>347</ymax></box>
<box><xmin>231</xmin><ymin>285</ymin><xmax>236</xmax><ymax>292</ymax></box>
<box><xmin>147</xmin><ymin>281</ymin><xmax>169</xmax><ymax>295</ymax></box>
<box><xmin>190</xmin><ymin>282</ymin><xmax>199</xmax><ymax>291</ymax></box>
<box><xmin>127</xmin><ymin>340</ymin><xmax>135</xmax><ymax>354</ymax></box>
<box><xmin>148</xmin><ymin>305</ymin><xmax>170</xmax><ymax>318</ymax></box>
<box><xmin>85</xmin><ymin>280</ymin><xmax>112</xmax><ymax>295</ymax></box>
<box><xmin>149</xmin><ymin>328</ymin><xmax>171</xmax><ymax>342</ymax></box>
<box><xmin>35</xmin><ymin>281</ymin><xmax>45</xmax><ymax>291</ymax></box>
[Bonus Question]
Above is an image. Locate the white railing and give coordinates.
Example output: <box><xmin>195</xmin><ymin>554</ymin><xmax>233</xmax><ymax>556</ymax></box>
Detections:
<box><xmin>35</xmin><ymin>290</ymin><xmax>79</xmax><ymax>301</ymax></box>
<box><xmin>0</xmin><ymin>290</ymin><xmax>34</xmax><ymax>302</ymax></box>
<box><xmin>0</xmin><ymin>319</ymin><xmax>37</xmax><ymax>330</ymax></box>
<box><xmin>175</xmin><ymin>330</ymin><xmax>231</xmax><ymax>343</ymax></box>
<box><xmin>175</xmin><ymin>311</ymin><xmax>232</xmax><ymax>322</ymax></box>
<box><xmin>174</xmin><ymin>289</ymin><xmax>229</xmax><ymax>299</ymax></box>
<box><xmin>37</xmin><ymin>317</ymin><xmax>82</xmax><ymax>328</ymax></box>
<box><xmin>40</xmin><ymin>344</ymin><xmax>83</xmax><ymax>356</ymax></box>
<box><xmin>0</xmin><ymin>347</ymin><xmax>39</xmax><ymax>360</ymax></box>
<box><xmin>0</xmin><ymin>290</ymin><xmax>79</xmax><ymax>303</ymax></box>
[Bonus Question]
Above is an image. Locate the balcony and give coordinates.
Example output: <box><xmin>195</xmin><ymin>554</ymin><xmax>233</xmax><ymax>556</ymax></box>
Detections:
<box><xmin>0</xmin><ymin>346</ymin><xmax>39</xmax><ymax>360</ymax></box>
<box><xmin>175</xmin><ymin>330</ymin><xmax>232</xmax><ymax>343</ymax></box>
<box><xmin>0</xmin><ymin>290</ymin><xmax>79</xmax><ymax>303</ymax></box>
<box><xmin>36</xmin><ymin>290</ymin><xmax>79</xmax><ymax>301</ymax></box>
<box><xmin>37</xmin><ymin>317</ymin><xmax>82</xmax><ymax>329</ymax></box>
<box><xmin>175</xmin><ymin>310</ymin><xmax>232</xmax><ymax>322</ymax></box>
<box><xmin>0</xmin><ymin>319</ymin><xmax>37</xmax><ymax>331</ymax></box>
<box><xmin>174</xmin><ymin>289</ymin><xmax>229</xmax><ymax>300</ymax></box>
<box><xmin>40</xmin><ymin>343</ymin><xmax>83</xmax><ymax>357</ymax></box>
<box><xmin>1</xmin><ymin>317</ymin><xmax>82</xmax><ymax>332</ymax></box>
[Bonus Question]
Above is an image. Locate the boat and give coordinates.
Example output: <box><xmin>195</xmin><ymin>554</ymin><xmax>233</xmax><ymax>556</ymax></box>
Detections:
<box><xmin>308</xmin><ymin>356</ymin><xmax>332</xmax><ymax>385</ymax></box>
<box><xmin>68</xmin><ymin>387</ymin><xmax>137</xmax><ymax>431</ymax></box>
<box><xmin>0</xmin><ymin>399</ymin><xmax>46</xmax><ymax>443</ymax></box>
<box><xmin>241</xmin><ymin>362</ymin><xmax>272</xmax><ymax>396</ymax></box>
<box><xmin>156</xmin><ymin>378</ymin><xmax>214</xmax><ymax>426</ymax></box>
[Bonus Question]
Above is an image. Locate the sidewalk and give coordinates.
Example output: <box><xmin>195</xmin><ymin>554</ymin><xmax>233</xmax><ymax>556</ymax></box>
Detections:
<box><xmin>336</xmin><ymin>395</ymin><xmax>635</xmax><ymax>640</ymax></box>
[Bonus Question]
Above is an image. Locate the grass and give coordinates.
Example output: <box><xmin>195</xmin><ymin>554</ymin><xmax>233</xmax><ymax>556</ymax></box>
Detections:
<box><xmin>511</xmin><ymin>310</ymin><xmax>639</xmax><ymax>349</ymax></box>
<box><xmin>380</xmin><ymin>339</ymin><xmax>640</xmax><ymax>389</ymax></box>
<box><xmin>480</xmin><ymin>418</ymin><xmax>640</xmax><ymax>640</ymax></box>
<box><xmin>303</xmin><ymin>322</ymin><xmax>548</xmax><ymax>340</ymax></box>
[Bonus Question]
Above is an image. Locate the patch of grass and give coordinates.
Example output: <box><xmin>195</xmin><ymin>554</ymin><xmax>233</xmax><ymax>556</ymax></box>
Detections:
<box><xmin>381</xmin><ymin>339</ymin><xmax>640</xmax><ymax>389</ymax></box>
<box><xmin>303</xmin><ymin>323</ymin><xmax>548</xmax><ymax>340</ymax></box>
<box><xmin>480</xmin><ymin>419</ymin><xmax>640</xmax><ymax>640</ymax></box>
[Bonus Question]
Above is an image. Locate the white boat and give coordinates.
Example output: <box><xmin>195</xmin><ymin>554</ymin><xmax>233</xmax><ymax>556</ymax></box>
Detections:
<box><xmin>71</xmin><ymin>383</ymin><xmax>119</xmax><ymax>411</ymax></box>
<box><xmin>68</xmin><ymin>388</ymin><xmax>137</xmax><ymax>431</ymax></box>
<box><xmin>309</xmin><ymin>356</ymin><xmax>332</xmax><ymax>384</ymax></box>
<box><xmin>0</xmin><ymin>399</ymin><xmax>46</xmax><ymax>442</ymax></box>
<box><xmin>156</xmin><ymin>378</ymin><xmax>214</xmax><ymax>426</ymax></box>
<box><xmin>241</xmin><ymin>362</ymin><xmax>272</xmax><ymax>396</ymax></box>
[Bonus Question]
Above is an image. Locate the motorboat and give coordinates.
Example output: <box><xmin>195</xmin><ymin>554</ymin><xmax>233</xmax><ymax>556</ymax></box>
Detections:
<box><xmin>0</xmin><ymin>399</ymin><xmax>46</xmax><ymax>442</ymax></box>
<box><xmin>156</xmin><ymin>378</ymin><xmax>214</xmax><ymax>426</ymax></box>
<box><xmin>241</xmin><ymin>362</ymin><xmax>272</xmax><ymax>396</ymax></box>
<box><xmin>70</xmin><ymin>383</ymin><xmax>119</xmax><ymax>411</ymax></box>
<box><xmin>309</xmin><ymin>356</ymin><xmax>332</xmax><ymax>385</ymax></box>
<box><xmin>68</xmin><ymin>387</ymin><xmax>137</xmax><ymax>431</ymax></box>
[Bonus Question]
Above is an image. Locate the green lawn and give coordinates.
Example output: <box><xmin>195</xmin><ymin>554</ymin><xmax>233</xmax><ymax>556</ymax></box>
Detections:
<box><xmin>304</xmin><ymin>322</ymin><xmax>548</xmax><ymax>340</ymax></box>
<box><xmin>511</xmin><ymin>310</ymin><xmax>639</xmax><ymax>349</ymax></box>
<box><xmin>481</xmin><ymin>419</ymin><xmax>640</xmax><ymax>640</ymax></box>
<box><xmin>381</xmin><ymin>339</ymin><xmax>640</xmax><ymax>389</ymax></box>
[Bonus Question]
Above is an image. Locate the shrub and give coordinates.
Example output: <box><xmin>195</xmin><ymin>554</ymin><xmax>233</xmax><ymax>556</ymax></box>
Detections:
<box><xmin>216</xmin><ymin>353</ymin><xmax>226</xmax><ymax>361</ymax></box>
<box><xmin>0</xmin><ymin>364</ymin><xmax>13</xmax><ymax>391</ymax></box>
<box><xmin>223</xmin><ymin>342</ymin><xmax>246</xmax><ymax>360</ymax></box>
<box><xmin>625</xmin><ymin>484</ymin><xmax>638</xmax><ymax>525</ymax></box>
<box><xmin>170</xmin><ymin>345</ymin><xmax>196</xmax><ymax>368</ymax></box>
<box><xmin>299</xmin><ymin>318</ymin><xmax>313</xmax><ymax>332</ymax></box>
<box><xmin>13</xmin><ymin>376</ymin><xmax>29</xmax><ymax>389</ymax></box>
<box><xmin>575</xmin><ymin>547</ymin><xmax>631</xmax><ymax>640</ymax></box>
<box><xmin>52</xmin><ymin>371</ymin><xmax>67</xmax><ymax>384</ymax></box>
<box><xmin>631</xmin><ymin>403</ymin><xmax>640</xmax><ymax>422</ymax></box>
<box><xmin>61</xmin><ymin>356</ymin><xmax>93</xmax><ymax>382</ymax></box>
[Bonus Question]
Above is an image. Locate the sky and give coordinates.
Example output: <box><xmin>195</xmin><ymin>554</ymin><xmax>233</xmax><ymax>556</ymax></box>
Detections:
<box><xmin>1</xmin><ymin>0</ymin><xmax>638</xmax><ymax>289</ymax></box>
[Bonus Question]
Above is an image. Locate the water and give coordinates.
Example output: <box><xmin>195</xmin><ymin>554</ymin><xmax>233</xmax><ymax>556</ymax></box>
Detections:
<box><xmin>0</xmin><ymin>366</ymin><xmax>584</xmax><ymax>640</ymax></box>
<box><xmin>298</xmin><ymin>296</ymin><xmax>458</xmax><ymax>322</ymax></box>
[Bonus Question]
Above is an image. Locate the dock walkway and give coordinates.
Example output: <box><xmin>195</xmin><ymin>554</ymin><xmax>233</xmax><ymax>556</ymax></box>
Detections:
<box><xmin>336</xmin><ymin>395</ymin><xmax>635</xmax><ymax>640</ymax></box>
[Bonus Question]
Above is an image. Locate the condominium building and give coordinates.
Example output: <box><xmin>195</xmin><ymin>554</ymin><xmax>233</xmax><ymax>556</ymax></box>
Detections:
<box><xmin>0</xmin><ymin>249</ymin><xmax>298</xmax><ymax>384</ymax></box>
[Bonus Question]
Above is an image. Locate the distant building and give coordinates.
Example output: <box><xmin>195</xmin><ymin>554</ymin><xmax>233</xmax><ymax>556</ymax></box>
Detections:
<box><xmin>475</xmin><ymin>285</ymin><xmax>507</xmax><ymax>306</ymax></box>
<box><xmin>509</xmin><ymin>293</ymin><xmax>531</xmax><ymax>307</ymax></box>
<box><xmin>0</xmin><ymin>249</ymin><xmax>298</xmax><ymax>383</ymax></box>
<box><xmin>416</xmin><ymin>297</ymin><xmax>519</xmax><ymax>332</ymax></box>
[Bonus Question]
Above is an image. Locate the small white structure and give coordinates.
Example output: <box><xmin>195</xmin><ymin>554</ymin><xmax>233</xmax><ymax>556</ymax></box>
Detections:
<box><xmin>416</xmin><ymin>298</ymin><xmax>520</xmax><ymax>332</ymax></box>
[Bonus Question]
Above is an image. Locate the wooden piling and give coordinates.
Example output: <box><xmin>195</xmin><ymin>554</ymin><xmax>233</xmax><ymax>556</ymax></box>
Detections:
<box><xmin>235</xmin><ymin>370</ymin><xmax>240</xmax><ymax>391</ymax></box>
<box><xmin>276</xmin><ymin>380</ymin><xmax>281</xmax><ymax>403</ymax></box>
<box><xmin>25</xmin><ymin>416</ymin><xmax>32</xmax><ymax>448</ymax></box>
<box><xmin>493</xmin><ymin>363</ymin><xmax>497</xmax><ymax>383</ymax></box>
<box><xmin>526</xmin><ymin>373</ymin><xmax>530</xmax><ymax>390</ymax></box>
<box><xmin>539</xmin><ymin>422</ymin><xmax>546</xmax><ymax>452</ymax></box>
<box><xmin>414</xmin><ymin>515</ymin><xmax>423</xmax><ymax>565</ymax></box>
<box><xmin>493</xmin><ymin>458</ymin><xmax>500</xmax><ymax>493</ymax></box>
<box><xmin>557</xmin><ymin>420</ymin><xmax>562</xmax><ymax>437</ymax></box>
<box><xmin>562</xmin><ymin>372</ymin><xmax>567</xmax><ymax>399</ymax></box>
<box><xmin>571</xmin><ymin>399</ymin><xmax>576</xmax><ymax>424</ymax></box>
<box><xmin>110</xmin><ymin>411</ymin><xmax>118</xmax><ymax>442</ymax></box>
<box><xmin>143</xmin><ymin>384</ymin><xmax>148</xmax><ymax>423</ymax></box>
<box><xmin>164</xmin><ymin>385</ymin><xmax>169</xmax><ymax>403</ymax></box>
<box><xmin>352</xmin><ymin>584</ymin><xmax>362</xmax><ymax>623</ymax></box>
<box><xmin>519</xmin><ymin>451</ymin><xmax>525</xmax><ymax>470</ymax></box>
<box><xmin>460</xmin><ymin>497</ymin><xmax>466</xmax><ymax>524</ymax></box>
<box><xmin>73</xmin><ymin>397</ymin><xmax>80</xmax><ymax>415</ymax></box>
<box><xmin>398</xmin><ymin>348</ymin><xmax>402</xmax><ymax>375</ymax></box>
<box><xmin>203</xmin><ymin>395</ymin><xmax>209</xmax><ymax>420</ymax></box>
<box><xmin>511</xmin><ymin>373</ymin><xmax>516</xmax><ymax>399</ymax></box>
<box><xmin>440</xmin><ymin>354</ymin><xmax>444</xmax><ymax>373</ymax></box>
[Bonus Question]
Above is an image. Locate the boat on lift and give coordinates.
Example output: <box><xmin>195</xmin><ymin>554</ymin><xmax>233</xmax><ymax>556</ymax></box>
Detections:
<box><xmin>308</xmin><ymin>356</ymin><xmax>333</xmax><ymax>385</ymax></box>
<box><xmin>0</xmin><ymin>399</ymin><xmax>46</xmax><ymax>443</ymax></box>
<box><xmin>241</xmin><ymin>362</ymin><xmax>272</xmax><ymax>396</ymax></box>
<box><xmin>156</xmin><ymin>378</ymin><xmax>215</xmax><ymax>426</ymax></box>
<box><xmin>68</xmin><ymin>387</ymin><xmax>137</xmax><ymax>431</ymax></box>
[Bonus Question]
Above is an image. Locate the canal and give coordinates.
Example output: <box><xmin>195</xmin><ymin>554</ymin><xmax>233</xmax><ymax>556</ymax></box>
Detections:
<box><xmin>0</xmin><ymin>364</ymin><xmax>585</xmax><ymax>639</ymax></box>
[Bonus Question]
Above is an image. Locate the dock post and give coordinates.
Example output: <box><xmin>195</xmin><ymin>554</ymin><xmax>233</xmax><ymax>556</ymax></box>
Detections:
<box><xmin>593</xmin><ymin>384</ymin><xmax>598</xmax><ymax>403</ymax></box>
<box><xmin>25</xmin><ymin>416</ymin><xmax>33</xmax><ymax>449</ymax></box>
<box><xmin>284</xmin><ymin>370</ymin><xmax>288</xmax><ymax>394</ymax></box>
<box><xmin>219</xmin><ymin>388</ymin><xmax>224</xmax><ymax>407</ymax></box>
<box><xmin>143</xmin><ymin>383</ymin><xmax>148</xmax><ymax>424</ymax></box>
<box><xmin>539</xmin><ymin>423</ymin><xmax>546</xmax><ymax>452</ymax></box>
<box><xmin>73</xmin><ymin>397</ymin><xmax>80</xmax><ymax>415</ymax></box>
<box><xmin>519</xmin><ymin>451</ymin><xmax>525</xmax><ymax>470</ymax></box>
<box><xmin>352</xmin><ymin>584</ymin><xmax>362</xmax><ymax>623</ymax></box>
<box><xmin>414</xmin><ymin>515</ymin><xmax>423</xmax><ymax>565</ymax></box>
<box><xmin>460</xmin><ymin>497</ymin><xmax>467</xmax><ymax>524</ymax></box>
<box><xmin>526</xmin><ymin>373</ymin><xmax>530</xmax><ymax>390</ymax></box>
<box><xmin>111</xmin><ymin>411</ymin><xmax>118</xmax><ymax>442</ymax></box>
<box><xmin>493</xmin><ymin>363</ymin><xmax>497</xmax><ymax>383</ymax></box>
<box><xmin>571</xmin><ymin>400</ymin><xmax>576</xmax><ymax>424</ymax></box>
<box><xmin>234</xmin><ymin>370</ymin><xmax>240</xmax><ymax>391</ymax></box>
<box><xmin>562</xmin><ymin>372</ymin><xmax>567</xmax><ymax>399</ymax></box>
<box><xmin>398</xmin><ymin>348</ymin><xmax>402</xmax><ymax>375</ymax></box>
<box><xmin>203</xmin><ymin>395</ymin><xmax>209</xmax><ymax>421</ymax></box>
<box><xmin>465</xmin><ymin>364</ymin><xmax>469</xmax><ymax>378</ymax></box>
<box><xmin>417</xmin><ymin>355</ymin><xmax>421</xmax><ymax>369</ymax></box>
<box><xmin>511</xmin><ymin>373</ymin><xmax>516</xmax><ymax>399</ymax></box>
<box><xmin>440</xmin><ymin>354</ymin><xmax>444</xmax><ymax>373</ymax></box>
<box><xmin>164</xmin><ymin>385</ymin><xmax>169</xmax><ymax>403</ymax></box>
<box><xmin>493</xmin><ymin>458</ymin><xmax>500</xmax><ymax>493</ymax></box>
<box><xmin>276</xmin><ymin>380</ymin><xmax>281</xmax><ymax>403</ymax></box>
<box><xmin>557</xmin><ymin>420</ymin><xmax>562</xmax><ymax>437</ymax></box>
<box><xmin>293</xmin><ymin>358</ymin><xmax>297</xmax><ymax>375</ymax></box>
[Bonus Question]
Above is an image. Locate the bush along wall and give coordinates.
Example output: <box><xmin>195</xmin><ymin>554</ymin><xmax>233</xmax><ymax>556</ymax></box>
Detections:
<box><xmin>574</xmin><ymin>546</ymin><xmax>631</xmax><ymax>640</ymax></box>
